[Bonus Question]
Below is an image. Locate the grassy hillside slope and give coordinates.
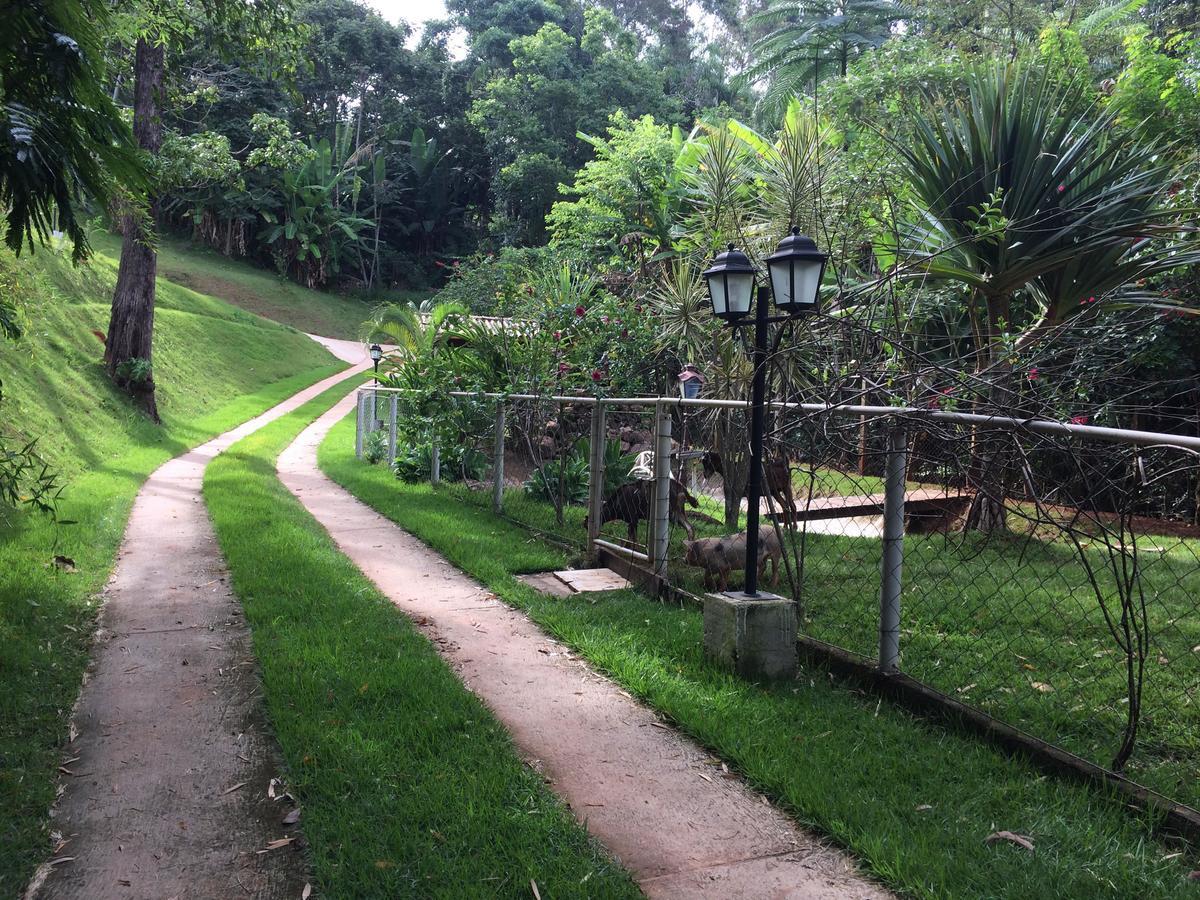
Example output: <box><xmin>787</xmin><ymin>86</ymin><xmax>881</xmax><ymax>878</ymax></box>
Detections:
<box><xmin>90</xmin><ymin>233</ymin><xmax>424</xmax><ymax>341</ymax></box>
<box><xmin>0</xmin><ymin>241</ymin><xmax>347</xmax><ymax>893</ymax></box>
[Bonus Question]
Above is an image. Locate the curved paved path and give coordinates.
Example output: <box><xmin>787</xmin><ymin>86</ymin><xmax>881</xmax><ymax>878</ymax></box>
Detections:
<box><xmin>29</xmin><ymin>339</ymin><xmax>369</xmax><ymax>900</ymax></box>
<box><xmin>278</xmin><ymin>390</ymin><xmax>891</xmax><ymax>899</ymax></box>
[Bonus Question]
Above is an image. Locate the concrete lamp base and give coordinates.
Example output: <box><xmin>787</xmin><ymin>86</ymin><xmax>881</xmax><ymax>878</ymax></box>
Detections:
<box><xmin>703</xmin><ymin>591</ymin><xmax>798</xmax><ymax>681</ymax></box>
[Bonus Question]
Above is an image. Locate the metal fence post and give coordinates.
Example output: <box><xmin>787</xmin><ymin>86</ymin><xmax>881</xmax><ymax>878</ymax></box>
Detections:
<box><xmin>431</xmin><ymin>432</ymin><xmax>441</xmax><ymax>486</ymax></box>
<box><xmin>650</xmin><ymin>401</ymin><xmax>672</xmax><ymax>578</ymax></box>
<box><xmin>388</xmin><ymin>394</ymin><xmax>398</xmax><ymax>464</ymax></box>
<box><xmin>355</xmin><ymin>390</ymin><xmax>365</xmax><ymax>459</ymax></box>
<box><xmin>587</xmin><ymin>401</ymin><xmax>608</xmax><ymax>553</ymax></box>
<box><xmin>492</xmin><ymin>399</ymin><xmax>506</xmax><ymax>515</ymax></box>
<box><xmin>879</xmin><ymin>424</ymin><xmax>908</xmax><ymax>673</ymax></box>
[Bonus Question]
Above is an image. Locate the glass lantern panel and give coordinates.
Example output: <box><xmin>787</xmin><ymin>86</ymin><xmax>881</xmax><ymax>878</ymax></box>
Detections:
<box><xmin>724</xmin><ymin>272</ymin><xmax>755</xmax><ymax>316</ymax></box>
<box><xmin>770</xmin><ymin>259</ymin><xmax>822</xmax><ymax>310</ymax></box>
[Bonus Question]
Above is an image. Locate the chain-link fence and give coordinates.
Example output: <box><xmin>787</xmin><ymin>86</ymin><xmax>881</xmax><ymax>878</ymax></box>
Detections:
<box><xmin>355</xmin><ymin>385</ymin><xmax>1200</xmax><ymax>816</ymax></box>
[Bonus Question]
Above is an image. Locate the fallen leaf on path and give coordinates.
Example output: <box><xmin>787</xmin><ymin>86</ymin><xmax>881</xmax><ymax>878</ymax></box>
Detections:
<box><xmin>985</xmin><ymin>831</ymin><xmax>1034</xmax><ymax>852</ymax></box>
<box><xmin>222</xmin><ymin>782</ymin><xmax>247</xmax><ymax>795</ymax></box>
<box><xmin>256</xmin><ymin>838</ymin><xmax>294</xmax><ymax>854</ymax></box>
<box><xmin>697</xmin><ymin>772</ymin><xmax>713</xmax><ymax>783</ymax></box>
<box><xmin>1030</xmin><ymin>682</ymin><xmax>1054</xmax><ymax>693</ymax></box>
<box><xmin>530</xmin><ymin>879</ymin><xmax>542</xmax><ymax>900</ymax></box>
<box><xmin>302</xmin><ymin>885</ymin><xmax>312</xmax><ymax>899</ymax></box>
<box><xmin>282</xmin><ymin>808</ymin><xmax>301</xmax><ymax>826</ymax></box>
<box><xmin>47</xmin><ymin>857</ymin><xmax>75</xmax><ymax>866</ymax></box>
<box><xmin>649</xmin><ymin>722</ymin><xmax>669</xmax><ymax>730</ymax></box>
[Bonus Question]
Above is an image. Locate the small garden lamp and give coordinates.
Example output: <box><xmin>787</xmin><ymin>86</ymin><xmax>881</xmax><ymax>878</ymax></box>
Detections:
<box><xmin>677</xmin><ymin>363</ymin><xmax>705</xmax><ymax>400</ymax></box>
<box><xmin>369</xmin><ymin>343</ymin><xmax>383</xmax><ymax>384</ymax></box>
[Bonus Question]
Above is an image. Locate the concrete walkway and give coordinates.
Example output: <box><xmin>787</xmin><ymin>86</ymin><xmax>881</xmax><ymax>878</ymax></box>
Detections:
<box><xmin>29</xmin><ymin>340</ymin><xmax>370</xmax><ymax>900</ymax></box>
<box><xmin>278</xmin><ymin>391</ymin><xmax>891</xmax><ymax>899</ymax></box>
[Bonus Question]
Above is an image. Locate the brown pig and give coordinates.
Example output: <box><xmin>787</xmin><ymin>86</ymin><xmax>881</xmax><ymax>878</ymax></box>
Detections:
<box><xmin>682</xmin><ymin>526</ymin><xmax>782</xmax><ymax>592</ymax></box>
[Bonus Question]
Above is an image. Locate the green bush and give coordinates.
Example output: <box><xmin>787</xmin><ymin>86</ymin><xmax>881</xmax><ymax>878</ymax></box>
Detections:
<box><xmin>524</xmin><ymin>453</ymin><xmax>589</xmax><ymax>506</ymax></box>
<box><xmin>363</xmin><ymin>430</ymin><xmax>388</xmax><ymax>465</ymax></box>
<box><xmin>392</xmin><ymin>440</ymin><xmax>489</xmax><ymax>484</ymax></box>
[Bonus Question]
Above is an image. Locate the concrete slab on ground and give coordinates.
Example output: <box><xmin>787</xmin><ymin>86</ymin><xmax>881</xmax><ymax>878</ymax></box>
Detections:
<box><xmin>517</xmin><ymin>568</ymin><xmax>633</xmax><ymax>596</ymax></box>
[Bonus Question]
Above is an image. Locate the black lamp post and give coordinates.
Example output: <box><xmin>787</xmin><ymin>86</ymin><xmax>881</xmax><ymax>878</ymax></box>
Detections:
<box><xmin>701</xmin><ymin>229</ymin><xmax>826</xmax><ymax>597</ymax></box>
<box><xmin>369</xmin><ymin>343</ymin><xmax>383</xmax><ymax>384</ymax></box>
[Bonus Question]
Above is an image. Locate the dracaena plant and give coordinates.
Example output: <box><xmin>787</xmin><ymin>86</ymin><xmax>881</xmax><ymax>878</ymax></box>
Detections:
<box><xmin>885</xmin><ymin>60</ymin><xmax>1199</xmax><ymax>375</ymax></box>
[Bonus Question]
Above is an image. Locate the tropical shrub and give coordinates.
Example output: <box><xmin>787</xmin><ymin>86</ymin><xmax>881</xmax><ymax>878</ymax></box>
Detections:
<box><xmin>524</xmin><ymin>452</ymin><xmax>590</xmax><ymax>506</ymax></box>
<box><xmin>363</xmin><ymin>430</ymin><xmax>388</xmax><ymax>465</ymax></box>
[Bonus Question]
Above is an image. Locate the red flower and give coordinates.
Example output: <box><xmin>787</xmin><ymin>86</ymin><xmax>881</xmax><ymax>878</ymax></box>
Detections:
<box><xmin>634</xmin><ymin>304</ymin><xmax>642</xmax><ymax>313</ymax></box>
<box><xmin>621</xmin><ymin>328</ymin><xmax>629</xmax><ymax>340</ymax></box>
<box><xmin>591</xmin><ymin>369</ymin><xmax>603</xmax><ymax>382</ymax></box>
<box><xmin>1028</xmin><ymin>367</ymin><xmax>1039</xmax><ymax>380</ymax></box>
<box><xmin>600</xmin><ymin>315</ymin><xmax>609</xmax><ymax>325</ymax></box>
<box><xmin>575</xmin><ymin>305</ymin><xmax>586</xmax><ymax>317</ymax></box>
<box><xmin>553</xmin><ymin>330</ymin><xmax>562</xmax><ymax>340</ymax></box>
<box><xmin>1070</xmin><ymin>415</ymin><xmax>1090</xmax><ymax>425</ymax></box>
<box><xmin>558</xmin><ymin>362</ymin><xmax>570</xmax><ymax>375</ymax></box>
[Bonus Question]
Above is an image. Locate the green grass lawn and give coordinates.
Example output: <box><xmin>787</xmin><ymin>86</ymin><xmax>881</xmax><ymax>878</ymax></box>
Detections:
<box><xmin>0</xmin><ymin>242</ymin><xmax>346</xmax><ymax>893</ymax></box>
<box><xmin>320</xmin><ymin>412</ymin><xmax>1200</xmax><ymax>899</ymax></box>
<box><xmin>90</xmin><ymin>232</ymin><xmax>428</xmax><ymax>341</ymax></box>
<box><xmin>203</xmin><ymin>381</ymin><xmax>640</xmax><ymax>899</ymax></box>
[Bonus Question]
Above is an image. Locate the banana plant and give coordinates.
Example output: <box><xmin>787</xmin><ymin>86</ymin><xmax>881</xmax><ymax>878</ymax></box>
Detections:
<box><xmin>259</xmin><ymin>124</ymin><xmax>374</xmax><ymax>287</ymax></box>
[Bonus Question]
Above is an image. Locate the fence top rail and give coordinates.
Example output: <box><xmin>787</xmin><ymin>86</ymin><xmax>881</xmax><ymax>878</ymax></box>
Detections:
<box><xmin>355</xmin><ymin>386</ymin><xmax>1200</xmax><ymax>452</ymax></box>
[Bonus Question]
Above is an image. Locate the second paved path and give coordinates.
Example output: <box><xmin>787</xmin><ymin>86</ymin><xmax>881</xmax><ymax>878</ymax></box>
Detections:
<box><xmin>278</xmin><ymin>389</ymin><xmax>891</xmax><ymax>900</ymax></box>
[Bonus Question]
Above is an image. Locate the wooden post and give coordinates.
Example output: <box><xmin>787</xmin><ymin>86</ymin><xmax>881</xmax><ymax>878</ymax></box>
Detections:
<box><xmin>492</xmin><ymin>400</ymin><xmax>506</xmax><ymax>515</ymax></box>
<box><xmin>431</xmin><ymin>433</ymin><xmax>441</xmax><ymax>486</ymax></box>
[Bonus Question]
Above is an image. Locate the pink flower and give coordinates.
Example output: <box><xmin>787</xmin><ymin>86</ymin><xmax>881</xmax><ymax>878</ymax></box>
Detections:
<box><xmin>600</xmin><ymin>315</ymin><xmax>609</xmax><ymax>325</ymax></box>
<box><xmin>1028</xmin><ymin>367</ymin><xmax>1040</xmax><ymax>380</ymax></box>
<box><xmin>558</xmin><ymin>362</ymin><xmax>570</xmax><ymax>375</ymax></box>
<box><xmin>553</xmin><ymin>330</ymin><xmax>562</xmax><ymax>340</ymax></box>
<box><xmin>621</xmin><ymin>328</ymin><xmax>629</xmax><ymax>340</ymax></box>
<box><xmin>1057</xmin><ymin>184</ymin><xmax>1066</xmax><ymax>193</ymax></box>
<box><xmin>634</xmin><ymin>304</ymin><xmax>642</xmax><ymax>313</ymax></box>
<box><xmin>1070</xmin><ymin>415</ymin><xmax>1090</xmax><ymax>425</ymax></box>
<box><xmin>575</xmin><ymin>305</ymin><xmax>586</xmax><ymax>317</ymax></box>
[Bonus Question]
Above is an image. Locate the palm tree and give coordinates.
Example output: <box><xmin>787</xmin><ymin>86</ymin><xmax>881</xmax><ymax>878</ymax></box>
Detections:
<box><xmin>361</xmin><ymin>299</ymin><xmax>471</xmax><ymax>361</ymax></box>
<box><xmin>744</xmin><ymin>0</ymin><xmax>908</xmax><ymax>112</ymax></box>
<box><xmin>888</xmin><ymin>61</ymin><xmax>1200</xmax><ymax>531</ymax></box>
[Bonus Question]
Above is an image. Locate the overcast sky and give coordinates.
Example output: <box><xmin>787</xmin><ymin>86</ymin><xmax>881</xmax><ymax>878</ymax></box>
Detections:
<box><xmin>363</xmin><ymin>0</ymin><xmax>448</xmax><ymax>32</ymax></box>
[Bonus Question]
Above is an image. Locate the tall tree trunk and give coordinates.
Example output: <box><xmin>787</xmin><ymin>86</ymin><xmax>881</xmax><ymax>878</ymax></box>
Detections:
<box><xmin>106</xmin><ymin>38</ymin><xmax>164</xmax><ymax>423</ymax></box>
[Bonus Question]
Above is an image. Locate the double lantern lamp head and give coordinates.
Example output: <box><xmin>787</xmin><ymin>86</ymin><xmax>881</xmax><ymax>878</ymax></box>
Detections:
<box><xmin>702</xmin><ymin>228</ymin><xmax>827</xmax><ymax>323</ymax></box>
